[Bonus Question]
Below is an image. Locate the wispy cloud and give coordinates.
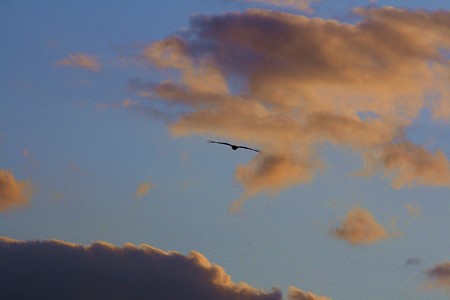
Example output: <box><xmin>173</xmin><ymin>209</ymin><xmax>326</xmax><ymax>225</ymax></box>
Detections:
<box><xmin>56</xmin><ymin>53</ymin><xmax>100</xmax><ymax>71</ymax></box>
<box><xmin>0</xmin><ymin>169</ymin><xmax>34</xmax><ymax>212</ymax></box>
<box><xmin>134</xmin><ymin>7</ymin><xmax>450</xmax><ymax>210</ymax></box>
<box><xmin>287</xmin><ymin>286</ymin><xmax>331</xmax><ymax>300</ymax></box>
<box><xmin>239</xmin><ymin>0</ymin><xmax>318</xmax><ymax>13</ymax></box>
<box><xmin>330</xmin><ymin>207</ymin><xmax>398</xmax><ymax>245</ymax></box>
<box><xmin>96</xmin><ymin>98</ymin><xmax>139</xmax><ymax>110</ymax></box>
<box><xmin>0</xmin><ymin>237</ymin><xmax>282</xmax><ymax>300</ymax></box>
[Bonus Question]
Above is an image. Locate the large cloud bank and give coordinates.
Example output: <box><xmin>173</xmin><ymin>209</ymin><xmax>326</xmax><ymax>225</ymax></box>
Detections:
<box><xmin>134</xmin><ymin>7</ymin><xmax>450</xmax><ymax>209</ymax></box>
<box><xmin>0</xmin><ymin>237</ymin><xmax>282</xmax><ymax>300</ymax></box>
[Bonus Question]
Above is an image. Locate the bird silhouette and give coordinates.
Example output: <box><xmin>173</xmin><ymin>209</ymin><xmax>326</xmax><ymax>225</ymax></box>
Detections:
<box><xmin>208</xmin><ymin>140</ymin><xmax>261</xmax><ymax>153</ymax></box>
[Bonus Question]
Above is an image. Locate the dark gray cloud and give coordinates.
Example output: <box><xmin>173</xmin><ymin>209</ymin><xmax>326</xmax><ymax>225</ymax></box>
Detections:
<box><xmin>0</xmin><ymin>237</ymin><xmax>281</xmax><ymax>300</ymax></box>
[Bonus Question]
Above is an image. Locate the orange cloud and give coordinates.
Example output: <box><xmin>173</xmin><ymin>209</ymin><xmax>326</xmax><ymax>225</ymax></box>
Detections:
<box><xmin>0</xmin><ymin>169</ymin><xmax>34</xmax><ymax>212</ymax></box>
<box><xmin>231</xmin><ymin>152</ymin><xmax>319</xmax><ymax>212</ymax></box>
<box><xmin>287</xmin><ymin>286</ymin><xmax>331</xmax><ymax>300</ymax></box>
<box><xmin>241</xmin><ymin>0</ymin><xmax>318</xmax><ymax>13</ymax></box>
<box><xmin>56</xmin><ymin>53</ymin><xmax>100</xmax><ymax>71</ymax></box>
<box><xmin>381</xmin><ymin>142</ymin><xmax>450</xmax><ymax>188</ymax></box>
<box><xmin>0</xmin><ymin>237</ymin><xmax>282</xmax><ymax>300</ymax></box>
<box><xmin>135</xmin><ymin>7</ymin><xmax>450</xmax><ymax>210</ymax></box>
<box><xmin>330</xmin><ymin>207</ymin><xmax>397</xmax><ymax>245</ymax></box>
<box><xmin>135</xmin><ymin>181</ymin><xmax>155</xmax><ymax>198</ymax></box>
<box><xmin>96</xmin><ymin>98</ymin><xmax>139</xmax><ymax>110</ymax></box>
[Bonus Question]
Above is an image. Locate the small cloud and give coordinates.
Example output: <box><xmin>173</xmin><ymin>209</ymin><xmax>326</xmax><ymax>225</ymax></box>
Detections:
<box><xmin>135</xmin><ymin>181</ymin><xmax>155</xmax><ymax>198</ymax></box>
<box><xmin>56</xmin><ymin>53</ymin><xmax>100</xmax><ymax>72</ymax></box>
<box><xmin>287</xmin><ymin>286</ymin><xmax>331</xmax><ymax>300</ymax></box>
<box><xmin>240</xmin><ymin>0</ymin><xmax>319</xmax><ymax>13</ymax></box>
<box><xmin>0</xmin><ymin>169</ymin><xmax>34</xmax><ymax>212</ymax></box>
<box><xmin>231</xmin><ymin>152</ymin><xmax>318</xmax><ymax>212</ymax></box>
<box><xmin>426</xmin><ymin>262</ymin><xmax>450</xmax><ymax>293</ymax></box>
<box><xmin>330</xmin><ymin>207</ymin><xmax>398</xmax><ymax>245</ymax></box>
<box><xmin>122</xmin><ymin>98</ymin><xmax>136</xmax><ymax>108</ymax></box>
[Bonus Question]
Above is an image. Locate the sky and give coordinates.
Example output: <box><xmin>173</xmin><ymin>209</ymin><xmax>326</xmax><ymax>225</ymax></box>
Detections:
<box><xmin>1</xmin><ymin>0</ymin><xmax>450</xmax><ymax>299</ymax></box>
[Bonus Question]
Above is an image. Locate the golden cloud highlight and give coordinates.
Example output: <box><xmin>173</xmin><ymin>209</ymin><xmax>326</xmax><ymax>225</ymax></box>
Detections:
<box><xmin>134</xmin><ymin>7</ymin><xmax>450</xmax><ymax>210</ymax></box>
<box><xmin>287</xmin><ymin>286</ymin><xmax>332</xmax><ymax>300</ymax></box>
<box><xmin>0</xmin><ymin>169</ymin><xmax>34</xmax><ymax>212</ymax></box>
<box><xmin>56</xmin><ymin>53</ymin><xmax>100</xmax><ymax>71</ymax></box>
<box><xmin>330</xmin><ymin>207</ymin><xmax>397</xmax><ymax>245</ymax></box>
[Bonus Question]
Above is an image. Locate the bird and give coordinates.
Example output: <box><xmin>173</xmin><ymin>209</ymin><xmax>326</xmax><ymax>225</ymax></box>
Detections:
<box><xmin>208</xmin><ymin>140</ymin><xmax>261</xmax><ymax>153</ymax></box>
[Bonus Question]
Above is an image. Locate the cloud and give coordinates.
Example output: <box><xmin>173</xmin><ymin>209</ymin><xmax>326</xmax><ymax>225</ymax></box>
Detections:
<box><xmin>135</xmin><ymin>7</ymin><xmax>450</xmax><ymax>209</ymax></box>
<box><xmin>287</xmin><ymin>286</ymin><xmax>331</xmax><ymax>300</ymax></box>
<box><xmin>135</xmin><ymin>181</ymin><xmax>155</xmax><ymax>198</ymax></box>
<box><xmin>330</xmin><ymin>207</ymin><xmax>397</xmax><ymax>245</ymax></box>
<box><xmin>56</xmin><ymin>53</ymin><xmax>100</xmax><ymax>71</ymax></box>
<box><xmin>380</xmin><ymin>142</ymin><xmax>450</xmax><ymax>188</ymax></box>
<box><xmin>0</xmin><ymin>236</ymin><xmax>282</xmax><ymax>300</ymax></box>
<box><xmin>0</xmin><ymin>169</ymin><xmax>34</xmax><ymax>212</ymax></box>
<box><xmin>231</xmin><ymin>152</ymin><xmax>319</xmax><ymax>212</ymax></box>
<box><xmin>239</xmin><ymin>0</ymin><xmax>318</xmax><ymax>13</ymax></box>
<box><xmin>426</xmin><ymin>262</ymin><xmax>450</xmax><ymax>293</ymax></box>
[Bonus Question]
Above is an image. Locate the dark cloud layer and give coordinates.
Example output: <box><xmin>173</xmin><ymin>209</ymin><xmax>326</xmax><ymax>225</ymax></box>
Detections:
<box><xmin>0</xmin><ymin>237</ymin><xmax>281</xmax><ymax>300</ymax></box>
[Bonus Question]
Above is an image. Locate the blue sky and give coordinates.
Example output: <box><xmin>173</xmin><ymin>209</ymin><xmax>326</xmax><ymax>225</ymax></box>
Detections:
<box><xmin>1</xmin><ymin>1</ymin><xmax>450</xmax><ymax>299</ymax></box>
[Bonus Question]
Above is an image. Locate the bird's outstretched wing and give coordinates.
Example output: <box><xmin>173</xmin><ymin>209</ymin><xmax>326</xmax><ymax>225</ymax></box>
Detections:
<box><xmin>237</xmin><ymin>146</ymin><xmax>261</xmax><ymax>153</ymax></box>
<box><xmin>208</xmin><ymin>140</ymin><xmax>261</xmax><ymax>153</ymax></box>
<box><xmin>208</xmin><ymin>140</ymin><xmax>233</xmax><ymax>147</ymax></box>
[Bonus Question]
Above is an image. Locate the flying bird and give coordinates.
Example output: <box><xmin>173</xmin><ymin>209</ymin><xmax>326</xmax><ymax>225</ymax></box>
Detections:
<box><xmin>208</xmin><ymin>140</ymin><xmax>261</xmax><ymax>153</ymax></box>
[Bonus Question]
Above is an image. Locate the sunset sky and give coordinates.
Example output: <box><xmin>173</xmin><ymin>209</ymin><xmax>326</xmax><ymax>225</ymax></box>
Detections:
<box><xmin>2</xmin><ymin>1</ymin><xmax>450</xmax><ymax>299</ymax></box>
